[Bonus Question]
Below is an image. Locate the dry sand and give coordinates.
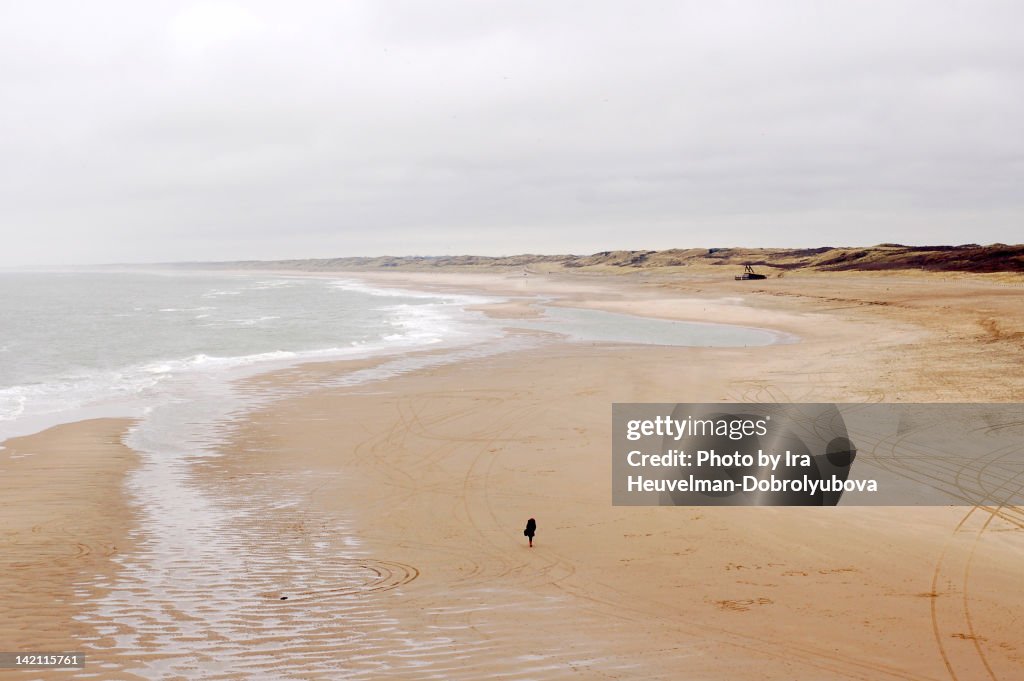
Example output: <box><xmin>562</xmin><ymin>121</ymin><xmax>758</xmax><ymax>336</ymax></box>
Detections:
<box><xmin>1</xmin><ymin>269</ymin><xmax>1022</xmax><ymax>679</ymax></box>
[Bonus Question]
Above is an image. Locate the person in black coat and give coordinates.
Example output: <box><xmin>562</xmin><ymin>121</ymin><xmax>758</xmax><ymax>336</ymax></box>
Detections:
<box><xmin>524</xmin><ymin>517</ymin><xmax>536</xmax><ymax>547</ymax></box>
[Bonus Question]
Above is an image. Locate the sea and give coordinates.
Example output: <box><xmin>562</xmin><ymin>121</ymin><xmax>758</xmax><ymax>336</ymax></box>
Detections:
<box><xmin>0</xmin><ymin>269</ymin><xmax>784</xmax><ymax>447</ymax></box>
<box><xmin>0</xmin><ymin>270</ymin><xmax>507</xmax><ymax>445</ymax></box>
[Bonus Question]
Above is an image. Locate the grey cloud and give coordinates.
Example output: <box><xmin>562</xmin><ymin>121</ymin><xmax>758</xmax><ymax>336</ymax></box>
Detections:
<box><xmin>1</xmin><ymin>1</ymin><xmax>1022</xmax><ymax>265</ymax></box>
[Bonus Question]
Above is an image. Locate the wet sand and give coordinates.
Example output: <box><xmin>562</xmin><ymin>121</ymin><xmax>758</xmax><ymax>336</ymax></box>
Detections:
<box><xmin>0</xmin><ymin>420</ymin><xmax>138</xmax><ymax>666</ymax></box>
<box><xmin>2</xmin><ymin>270</ymin><xmax>1023</xmax><ymax>679</ymax></box>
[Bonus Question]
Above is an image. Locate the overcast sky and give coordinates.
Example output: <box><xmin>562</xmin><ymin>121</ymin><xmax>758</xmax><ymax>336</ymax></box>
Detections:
<box><xmin>1</xmin><ymin>1</ymin><xmax>1021</xmax><ymax>265</ymax></box>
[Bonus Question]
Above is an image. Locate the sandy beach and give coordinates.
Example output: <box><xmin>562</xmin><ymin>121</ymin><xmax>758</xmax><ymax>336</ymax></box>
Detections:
<box><xmin>2</xmin><ymin>269</ymin><xmax>1022</xmax><ymax>679</ymax></box>
<box><xmin>0</xmin><ymin>420</ymin><xmax>137</xmax><ymax>657</ymax></box>
<box><xmin>5</xmin><ymin>1</ymin><xmax>1022</xmax><ymax>677</ymax></box>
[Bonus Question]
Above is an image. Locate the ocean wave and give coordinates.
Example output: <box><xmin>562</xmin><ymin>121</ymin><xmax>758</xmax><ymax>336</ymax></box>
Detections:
<box><xmin>0</xmin><ymin>322</ymin><xmax>466</xmax><ymax>428</ymax></box>
<box><xmin>140</xmin><ymin>351</ymin><xmax>300</xmax><ymax>374</ymax></box>
<box><xmin>0</xmin><ymin>369</ymin><xmax>167</xmax><ymax>425</ymax></box>
<box><xmin>0</xmin><ymin>391</ymin><xmax>26</xmax><ymax>420</ymax></box>
<box><xmin>0</xmin><ymin>276</ymin><xmax>502</xmax><ymax>443</ymax></box>
<box><xmin>328</xmin><ymin>279</ymin><xmax>496</xmax><ymax>306</ymax></box>
<box><xmin>248</xmin><ymin>279</ymin><xmax>297</xmax><ymax>290</ymax></box>
<box><xmin>382</xmin><ymin>303</ymin><xmax>467</xmax><ymax>345</ymax></box>
<box><xmin>226</xmin><ymin>315</ymin><xmax>281</xmax><ymax>326</ymax></box>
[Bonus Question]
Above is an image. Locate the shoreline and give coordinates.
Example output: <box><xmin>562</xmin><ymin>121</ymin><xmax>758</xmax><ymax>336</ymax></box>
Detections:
<box><xmin>0</xmin><ymin>268</ymin><xmax>802</xmax><ymax>447</ymax></box>
<box><xmin>1</xmin><ymin>269</ymin><xmax>1022</xmax><ymax>677</ymax></box>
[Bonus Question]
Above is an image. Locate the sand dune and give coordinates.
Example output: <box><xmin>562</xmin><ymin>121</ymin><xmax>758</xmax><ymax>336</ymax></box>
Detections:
<box><xmin>157</xmin><ymin>242</ymin><xmax>1024</xmax><ymax>275</ymax></box>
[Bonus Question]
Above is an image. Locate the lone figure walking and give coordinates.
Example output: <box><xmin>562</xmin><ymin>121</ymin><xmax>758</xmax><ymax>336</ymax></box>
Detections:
<box><xmin>524</xmin><ymin>517</ymin><xmax>537</xmax><ymax>547</ymax></box>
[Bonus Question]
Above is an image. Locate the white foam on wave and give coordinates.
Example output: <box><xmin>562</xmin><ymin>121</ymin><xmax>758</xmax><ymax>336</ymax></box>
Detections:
<box><xmin>329</xmin><ymin>278</ymin><xmax>495</xmax><ymax>306</ymax></box>
<box><xmin>222</xmin><ymin>315</ymin><xmax>281</xmax><ymax>326</ymax></box>
<box><xmin>381</xmin><ymin>304</ymin><xmax>465</xmax><ymax>345</ymax></box>
<box><xmin>0</xmin><ymin>346</ymin><xmax>341</xmax><ymax>434</ymax></box>
<box><xmin>0</xmin><ymin>371</ymin><xmax>164</xmax><ymax>425</ymax></box>
<box><xmin>248</xmin><ymin>279</ymin><xmax>297</xmax><ymax>290</ymax></box>
<box><xmin>158</xmin><ymin>306</ymin><xmax>216</xmax><ymax>313</ymax></box>
<box><xmin>0</xmin><ymin>390</ymin><xmax>26</xmax><ymax>420</ymax></box>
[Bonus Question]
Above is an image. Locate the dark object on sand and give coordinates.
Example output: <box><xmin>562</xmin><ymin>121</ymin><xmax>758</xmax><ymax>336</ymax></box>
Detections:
<box><xmin>735</xmin><ymin>264</ymin><xmax>767</xmax><ymax>280</ymax></box>
<box><xmin>524</xmin><ymin>518</ymin><xmax>536</xmax><ymax>547</ymax></box>
<box><xmin>280</xmin><ymin>596</ymin><xmax>288</xmax><ymax>600</ymax></box>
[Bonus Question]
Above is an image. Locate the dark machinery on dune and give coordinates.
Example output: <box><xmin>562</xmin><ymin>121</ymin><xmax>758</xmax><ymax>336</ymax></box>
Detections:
<box><xmin>735</xmin><ymin>264</ymin><xmax>767</xmax><ymax>280</ymax></box>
